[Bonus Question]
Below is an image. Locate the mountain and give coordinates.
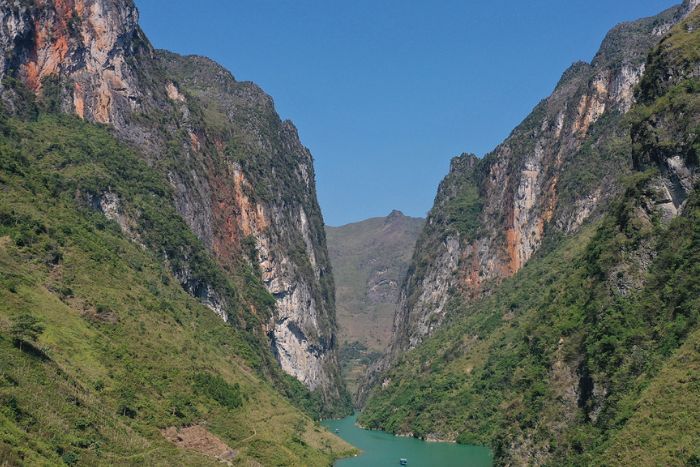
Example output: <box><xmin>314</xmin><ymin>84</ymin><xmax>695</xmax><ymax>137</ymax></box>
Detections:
<box><xmin>0</xmin><ymin>0</ymin><xmax>353</xmax><ymax>463</ymax></box>
<box><xmin>360</xmin><ymin>2</ymin><xmax>700</xmax><ymax>465</ymax></box>
<box><xmin>325</xmin><ymin>211</ymin><xmax>424</xmax><ymax>399</ymax></box>
<box><xmin>0</xmin><ymin>0</ymin><xmax>349</xmax><ymax>411</ymax></box>
<box><xmin>358</xmin><ymin>0</ymin><xmax>699</xmax><ymax>399</ymax></box>
<box><xmin>383</xmin><ymin>0</ymin><xmax>698</xmax><ymax>365</ymax></box>
<box><xmin>0</xmin><ymin>115</ymin><xmax>354</xmax><ymax>465</ymax></box>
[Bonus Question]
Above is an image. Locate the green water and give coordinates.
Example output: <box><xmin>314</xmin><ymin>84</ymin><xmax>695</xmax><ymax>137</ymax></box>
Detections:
<box><xmin>323</xmin><ymin>415</ymin><xmax>492</xmax><ymax>467</ymax></box>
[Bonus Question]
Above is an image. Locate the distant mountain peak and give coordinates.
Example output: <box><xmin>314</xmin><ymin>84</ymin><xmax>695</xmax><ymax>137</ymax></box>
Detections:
<box><xmin>387</xmin><ymin>209</ymin><xmax>405</xmax><ymax>219</ymax></box>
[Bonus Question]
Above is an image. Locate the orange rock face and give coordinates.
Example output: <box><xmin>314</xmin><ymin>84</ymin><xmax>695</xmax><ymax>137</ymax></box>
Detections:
<box><xmin>73</xmin><ymin>82</ymin><xmax>85</xmax><ymax>118</ymax></box>
<box><xmin>7</xmin><ymin>0</ymin><xmax>143</xmax><ymax>124</ymax></box>
<box><xmin>23</xmin><ymin>0</ymin><xmax>74</xmax><ymax>91</ymax></box>
<box><xmin>505</xmin><ymin>225</ymin><xmax>521</xmax><ymax>274</ymax></box>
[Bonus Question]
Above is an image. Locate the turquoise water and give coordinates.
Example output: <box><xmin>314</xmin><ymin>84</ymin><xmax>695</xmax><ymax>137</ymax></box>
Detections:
<box><xmin>322</xmin><ymin>415</ymin><xmax>492</xmax><ymax>467</ymax></box>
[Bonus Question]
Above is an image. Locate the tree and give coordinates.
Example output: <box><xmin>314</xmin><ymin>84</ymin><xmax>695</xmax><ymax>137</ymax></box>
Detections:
<box><xmin>10</xmin><ymin>313</ymin><xmax>44</xmax><ymax>351</ymax></box>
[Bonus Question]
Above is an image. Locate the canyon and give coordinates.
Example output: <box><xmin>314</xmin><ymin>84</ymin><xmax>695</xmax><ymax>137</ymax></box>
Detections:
<box><xmin>0</xmin><ymin>0</ymin><xmax>698</xmax><ymax>465</ymax></box>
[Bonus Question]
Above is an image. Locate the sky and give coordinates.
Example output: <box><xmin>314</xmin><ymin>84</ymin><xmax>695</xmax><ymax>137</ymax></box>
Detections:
<box><xmin>135</xmin><ymin>0</ymin><xmax>680</xmax><ymax>226</ymax></box>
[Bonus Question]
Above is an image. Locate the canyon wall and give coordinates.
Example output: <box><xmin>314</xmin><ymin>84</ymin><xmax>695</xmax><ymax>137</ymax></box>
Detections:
<box><xmin>0</xmin><ymin>0</ymin><xmax>347</xmax><ymax>411</ymax></box>
<box><xmin>358</xmin><ymin>0</ymin><xmax>699</xmax><ymax>405</ymax></box>
<box><xmin>386</xmin><ymin>0</ymin><xmax>697</xmax><ymax>361</ymax></box>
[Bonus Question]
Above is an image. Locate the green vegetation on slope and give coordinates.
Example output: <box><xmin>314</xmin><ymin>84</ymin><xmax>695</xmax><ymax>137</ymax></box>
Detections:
<box><xmin>0</xmin><ymin>112</ymin><xmax>354</xmax><ymax>465</ymax></box>
<box><xmin>599</xmin><ymin>326</ymin><xmax>700</xmax><ymax>466</ymax></box>
<box><xmin>361</xmin><ymin>174</ymin><xmax>700</xmax><ymax>466</ymax></box>
<box><xmin>361</xmin><ymin>8</ymin><xmax>700</xmax><ymax>466</ymax></box>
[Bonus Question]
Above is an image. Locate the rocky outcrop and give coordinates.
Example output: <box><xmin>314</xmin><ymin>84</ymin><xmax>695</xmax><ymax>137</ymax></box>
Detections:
<box><xmin>0</xmin><ymin>0</ymin><xmax>151</xmax><ymax>124</ymax></box>
<box><xmin>358</xmin><ymin>2</ymin><xmax>700</xmax><ymax>403</ymax></box>
<box><xmin>0</xmin><ymin>0</ymin><xmax>347</xmax><ymax>411</ymax></box>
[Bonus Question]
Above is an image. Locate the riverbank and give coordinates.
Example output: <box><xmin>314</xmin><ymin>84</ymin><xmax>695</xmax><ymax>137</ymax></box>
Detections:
<box><xmin>323</xmin><ymin>415</ymin><xmax>492</xmax><ymax>466</ymax></box>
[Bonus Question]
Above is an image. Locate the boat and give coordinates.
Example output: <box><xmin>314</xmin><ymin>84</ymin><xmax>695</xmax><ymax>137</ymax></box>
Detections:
<box><xmin>335</xmin><ymin>428</ymin><xmax>339</xmax><ymax>433</ymax></box>
<box><xmin>400</xmin><ymin>459</ymin><xmax>408</xmax><ymax>465</ymax></box>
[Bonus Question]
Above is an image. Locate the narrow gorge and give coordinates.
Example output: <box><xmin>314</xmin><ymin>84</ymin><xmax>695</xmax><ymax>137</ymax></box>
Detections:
<box><xmin>0</xmin><ymin>0</ymin><xmax>698</xmax><ymax>466</ymax></box>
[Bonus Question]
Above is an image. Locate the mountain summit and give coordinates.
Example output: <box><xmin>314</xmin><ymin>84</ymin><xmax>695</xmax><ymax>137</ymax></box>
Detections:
<box><xmin>326</xmin><ymin>212</ymin><xmax>423</xmax><ymax>400</ymax></box>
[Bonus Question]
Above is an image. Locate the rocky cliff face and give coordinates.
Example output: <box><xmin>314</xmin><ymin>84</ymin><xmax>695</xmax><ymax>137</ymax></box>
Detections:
<box><xmin>360</xmin><ymin>7</ymin><xmax>699</xmax><ymax>463</ymax></box>
<box><xmin>157</xmin><ymin>53</ymin><xmax>342</xmax><ymax>399</ymax></box>
<box><xmin>0</xmin><ymin>0</ymin><xmax>347</xmax><ymax>411</ymax></box>
<box><xmin>0</xmin><ymin>0</ymin><xmax>150</xmax><ymax>125</ymax></box>
<box><xmin>382</xmin><ymin>0</ymin><xmax>698</xmax><ymax>364</ymax></box>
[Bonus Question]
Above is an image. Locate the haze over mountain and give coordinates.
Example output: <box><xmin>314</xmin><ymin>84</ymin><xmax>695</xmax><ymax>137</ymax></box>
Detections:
<box><xmin>326</xmin><ymin>210</ymin><xmax>423</xmax><ymax>398</ymax></box>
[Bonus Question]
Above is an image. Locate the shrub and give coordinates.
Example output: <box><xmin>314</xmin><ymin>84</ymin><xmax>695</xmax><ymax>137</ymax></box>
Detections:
<box><xmin>193</xmin><ymin>372</ymin><xmax>243</xmax><ymax>409</ymax></box>
<box><xmin>10</xmin><ymin>313</ymin><xmax>44</xmax><ymax>351</ymax></box>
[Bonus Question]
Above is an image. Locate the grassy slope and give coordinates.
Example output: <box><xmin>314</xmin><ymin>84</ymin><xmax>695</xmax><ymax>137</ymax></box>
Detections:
<box><xmin>600</xmin><ymin>327</ymin><xmax>700</xmax><ymax>465</ymax></box>
<box><xmin>361</xmin><ymin>9</ymin><xmax>700</xmax><ymax>466</ymax></box>
<box><xmin>0</xmin><ymin>114</ymin><xmax>354</xmax><ymax>466</ymax></box>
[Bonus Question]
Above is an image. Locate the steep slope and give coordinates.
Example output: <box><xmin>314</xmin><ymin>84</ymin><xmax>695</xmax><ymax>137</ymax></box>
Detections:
<box><xmin>360</xmin><ymin>5</ymin><xmax>700</xmax><ymax>465</ymax></box>
<box><xmin>0</xmin><ymin>0</ymin><xmax>349</xmax><ymax>412</ymax></box>
<box><xmin>0</xmin><ymin>114</ymin><xmax>355</xmax><ymax>465</ymax></box>
<box><xmin>325</xmin><ymin>211</ymin><xmax>423</xmax><ymax>398</ymax></box>
<box><xmin>381</xmin><ymin>0</ymin><xmax>698</xmax><ymax>366</ymax></box>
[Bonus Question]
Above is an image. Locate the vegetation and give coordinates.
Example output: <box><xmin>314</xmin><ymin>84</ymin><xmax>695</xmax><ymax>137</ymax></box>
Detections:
<box><xmin>0</xmin><ymin>111</ymin><xmax>355</xmax><ymax>465</ymax></box>
<box><xmin>9</xmin><ymin>313</ymin><xmax>44</xmax><ymax>351</ymax></box>
<box><xmin>339</xmin><ymin>341</ymin><xmax>383</xmax><ymax>398</ymax></box>
<box><xmin>447</xmin><ymin>183</ymin><xmax>483</xmax><ymax>239</ymax></box>
<box><xmin>361</xmin><ymin>181</ymin><xmax>700</xmax><ymax>465</ymax></box>
<box><xmin>193</xmin><ymin>373</ymin><xmax>244</xmax><ymax>410</ymax></box>
<box><xmin>361</xmin><ymin>8</ymin><xmax>700</xmax><ymax>466</ymax></box>
<box><xmin>440</xmin><ymin>154</ymin><xmax>484</xmax><ymax>241</ymax></box>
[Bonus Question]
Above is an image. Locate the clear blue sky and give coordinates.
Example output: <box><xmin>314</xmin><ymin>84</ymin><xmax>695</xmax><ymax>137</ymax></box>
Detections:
<box><xmin>135</xmin><ymin>0</ymin><xmax>679</xmax><ymax>226</ymax></box>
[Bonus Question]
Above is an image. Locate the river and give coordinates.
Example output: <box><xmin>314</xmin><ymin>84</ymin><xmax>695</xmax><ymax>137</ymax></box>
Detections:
<box><xmin>322</xmin><ymin>415</ymin><xmax>492</xmax><ymax>466</ymax></box>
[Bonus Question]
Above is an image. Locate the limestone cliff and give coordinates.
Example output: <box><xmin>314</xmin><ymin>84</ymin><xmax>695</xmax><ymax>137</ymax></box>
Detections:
<box><xmin>359</xmin><ymin>6</ymin><xmax>699</xmax><ymax>464</ymax></box>
<box><xmin>382</xmin><ymin>0</ymin><xmax>698</xmax><ymax>365</ymax></box>
<box><xmin>0</xmin><ymin>0</ymin><xmax>348</xmax><ymax>412</ymax></box>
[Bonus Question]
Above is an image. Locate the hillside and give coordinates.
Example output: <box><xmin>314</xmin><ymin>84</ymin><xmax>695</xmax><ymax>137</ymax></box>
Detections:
<box><xmin>0</xmin><ymin>0</ymin><xmax>353</xmax><ymax>464</ymax></box>
<box><xmin>361</xmin><ymin>2</ymin><xmax>700</xmax><ymax>465</ymax></box>
<box><xmin>0</xmin><ymin>0</ymin><xmax>349</xmax><ymax>413</ymax></box>
<box><xmin>0</xmin><ymin>113</ymin><xmax>354</xmax><ymax>465</ymax></box>
<box><xmin>326</xmin><ymin>211</ymin><xmax>423</xmax><ymax>398</ymax></box>
<box><xmin>379</xmin><ymin>0</ymin><xmax>697</xmax><ymax>368</ymax></box>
